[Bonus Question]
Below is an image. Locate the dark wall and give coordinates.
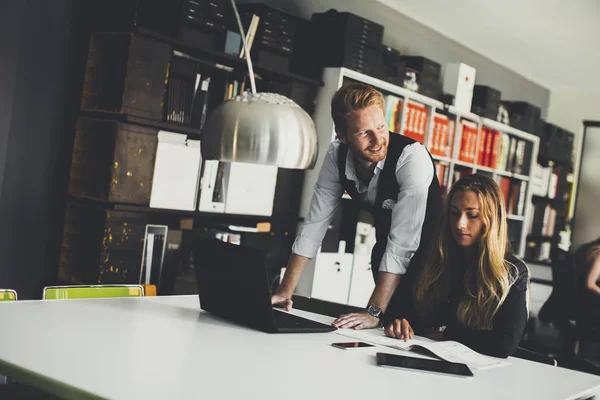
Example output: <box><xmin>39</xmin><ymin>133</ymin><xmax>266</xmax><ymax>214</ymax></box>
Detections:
<box><xmin>0</xmin><ymin>0</ymin><xmax>88</xmax><ymax>299</ymax></box>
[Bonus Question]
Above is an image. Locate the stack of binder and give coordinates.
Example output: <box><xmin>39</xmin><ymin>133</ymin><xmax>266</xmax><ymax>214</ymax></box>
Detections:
<box><xmin>180</xmin><ymin>0</ymin><xmax>230</xmax><ymax>50</ymax></box>
<box><xmin>306</xmin><ymin>9</ymin><xmax>385</xmax><ymax>78</ymax></box>
<box><xmin>238</xmin><ymin>4</ymin><xmax>300</xmax><ymax>73</ymax></box>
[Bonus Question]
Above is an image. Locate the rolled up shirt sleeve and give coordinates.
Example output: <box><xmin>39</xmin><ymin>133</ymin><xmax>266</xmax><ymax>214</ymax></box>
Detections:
<box><xmin>378</xmin><ymin>143</ymin><xmax>434</xmax><ymax>275</ymax></box>
<box><xmin>292</xmin><ymin>141</ymin><xmax>345</xmax><ymax>259</ymax></box>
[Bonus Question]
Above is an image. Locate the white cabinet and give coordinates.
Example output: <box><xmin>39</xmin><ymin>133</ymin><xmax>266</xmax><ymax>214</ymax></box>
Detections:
<box><xmin>347</xmin><ymin>255</ymin><xmax>375</xmax><ymax>307</ymax></box>
<box><xmin>311</xmin><ymin>253</ymin><xmax>353</xmax><ymax>304</ymax></box>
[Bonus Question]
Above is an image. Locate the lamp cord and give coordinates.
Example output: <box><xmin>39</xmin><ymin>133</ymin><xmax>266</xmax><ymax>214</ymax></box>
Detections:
<box><xmin>231</xmin><ymin>0</ymin><xmax>257</xmax><ymax>94</ymax></box>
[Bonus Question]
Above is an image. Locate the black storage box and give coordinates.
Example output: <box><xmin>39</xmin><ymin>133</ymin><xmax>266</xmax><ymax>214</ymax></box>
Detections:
<box><xmin>308</xmin><ymin>10</ymin><xmax>384</xmax><ymax>71</ymax></box>
<box><xmin>238</xmin><ymin>3</ymin><xmax>300</xmax><ymax>66</ymax></box>
<box><xmin>472</xmin><ymin>105</ymin><xmax>498</xmax><ymax>120</ymax></box>
<box><xmin>504</xmin><ymin>101</ymin><xmax>542</xmax><ymax>134</ymax></box>
<box><xmin>396</xmin><ymin>56</ymin><xmax>441</xmax><ymax>78</ymax></box>
<box><xmin>473</xmin><ymin>85</ymin><xmax>501</xmax><ymax>109</ymax></box>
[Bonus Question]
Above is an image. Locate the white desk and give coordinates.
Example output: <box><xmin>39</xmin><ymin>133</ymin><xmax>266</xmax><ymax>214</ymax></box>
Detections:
<box><xmin>0</xmin><ymin>295</ymin><xmax>599</xmax><ymax>400</ymax></box>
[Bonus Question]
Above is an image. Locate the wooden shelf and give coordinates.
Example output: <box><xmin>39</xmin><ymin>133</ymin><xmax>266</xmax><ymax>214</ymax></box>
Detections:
<box><xmin>137</xmin><ymin>27</ymin><xmax>323</xmax><ymax>87</ymax></box>
<box><xmin>67</xmin><ymin>196</ymin><xmax>273</xmax><ymax>225</ymax></box>
<box><xmin>79</xmin><ymin>111</ymin><xmax>203</xmax><ymax>139</ymax></box>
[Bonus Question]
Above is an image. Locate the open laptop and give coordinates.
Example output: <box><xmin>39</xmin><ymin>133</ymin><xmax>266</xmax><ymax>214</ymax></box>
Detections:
<box><xmin>193</xmin><ymin>237</ymin><xmax>336</xmax><ymax>333</ymax></box>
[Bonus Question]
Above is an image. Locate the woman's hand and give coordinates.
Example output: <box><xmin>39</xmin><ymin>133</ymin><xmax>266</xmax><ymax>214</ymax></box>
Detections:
<box><xmin>384</xmin><ymin>319</ymin><xmax>414</xmax><ymax>341</ymax></box>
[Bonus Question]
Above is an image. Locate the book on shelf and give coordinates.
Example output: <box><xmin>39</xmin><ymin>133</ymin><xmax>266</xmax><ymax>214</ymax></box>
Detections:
<box><xmin>430</xmin><ymin>113</ymin><xmax>453</xmax><ymax>158</ymax></box>
<box><xmin>403</xmin><ymin>100</ymin><xmax>427</xmax><ymax>144</ymax></box>
<box><xmin>459</xmin><ymin>120</ymin><xmax>478</xmax><ymax>163</ymax></box>
<box><xmin>190</xmin><ymin>76</ymin><xmax>211</xmax><ymax>130</ymax></box>
<box><xmin>384</xmin><ymin>94</ymin><xmax>403</xmax><ymax>134</ymax></box>
<box><xmin>499</xmin><ymin>177</ymin><xmax>511</xmax><ymax>208</ymax></box>
<box><xmin>505</xmin><ymin>180</ymin><xmax>527</xmax><ymax>217</ymax></box>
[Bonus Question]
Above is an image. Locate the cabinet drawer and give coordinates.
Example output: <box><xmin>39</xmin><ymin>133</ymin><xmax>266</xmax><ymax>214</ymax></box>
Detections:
<box><xmin>311</xmin><ymin>253</ymin><xmax>353</xmax><ymax>304</ymax></box>
<box><xmin>348</xmin><ymin>254</ymin><xmax>375</xmax><ymax>307</ymax></box>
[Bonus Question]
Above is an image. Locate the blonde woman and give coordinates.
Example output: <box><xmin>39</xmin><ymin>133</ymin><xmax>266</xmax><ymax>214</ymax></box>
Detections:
<box><xmin>384</xmin><ymin>173</ymin><xmax>529</xmax><ymax>358</ymax></box>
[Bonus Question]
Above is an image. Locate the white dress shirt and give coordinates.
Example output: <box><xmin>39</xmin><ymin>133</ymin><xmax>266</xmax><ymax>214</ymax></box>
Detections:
<box><xmin>292</xmin><ymin>139</ymin><xmax>434</xmax><ymax>275</ymax></box>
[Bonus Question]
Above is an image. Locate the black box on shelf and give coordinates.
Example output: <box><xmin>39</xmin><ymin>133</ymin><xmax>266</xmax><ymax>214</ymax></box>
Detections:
<box><xmin>544</xmin><ymin>123</ymin><xmax>574</xmax><ymax>164</ymax></box>
<box><xmin>381</xmin><ymin>46</ymin><xmax>406</xmax><ymax>84</ymax></box>
<box><xmin>473</xmin><ymin>85</ymin><xmax>501</xmax><ymax>110</ymax></box>
<box><xmin>471</xmin><ymin>105</ymin><xmax>498</xmax><ymax>120</ymax></box>
<box><xmin>295</xmin><ymin>9</ymin><xmax>384</xmax><ymax>75</ymax></box>
<box><xmin>180</xmin><ymin>0</ymin><xmax>231</xmax><ymax>50</ymax></box>
<box><xmin>382</xmin><ymin>45</ymin><xmax>402</xmax><ymax>65</ymax></box>
<box><xmin>238</xmin><ymin>3</ymin><xmax>301</xmax><ymax>64</ymax></box>
<box><xmin>396</xmin><ymin>56</ymin><xmax>441</xmax><ymax>78</ymax></box>
<box><xmin>504</xmin><ymin>101</ymin><xmax>542</xmax><ymax>134</ymax></box>
<box><xmin>310</xmin><ymin>9</ymin><xmax>384</xmax><ymax>48</ymax></box>
<box><xmin>417</xmin><ymin>81</ymin><xmax>443</xmax><ymax>100</ymax></box>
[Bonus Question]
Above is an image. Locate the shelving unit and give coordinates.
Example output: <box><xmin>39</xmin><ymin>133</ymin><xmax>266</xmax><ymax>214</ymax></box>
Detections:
<box><xmin>302</xmin><ymin>67</ymin><xmax>540</xmax><ymax>259</ymax></box>
<box><xmin>58</xmin><ymin>23</ymin><xmax>321</xmax><ymax>289</ymax></box>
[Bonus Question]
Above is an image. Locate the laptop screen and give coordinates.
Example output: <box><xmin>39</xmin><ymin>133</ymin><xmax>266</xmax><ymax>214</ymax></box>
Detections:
<box><xmin>193</xmin><ymin>238</ymin><xmax>276</xmax><ymax>332</ymax></box>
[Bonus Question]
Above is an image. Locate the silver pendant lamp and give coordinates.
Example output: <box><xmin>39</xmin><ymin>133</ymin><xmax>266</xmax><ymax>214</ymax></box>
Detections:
<box><xmin>200</xmin><ymin>0</ymin><xmax>319</xmax><ymax>170</ymax></box>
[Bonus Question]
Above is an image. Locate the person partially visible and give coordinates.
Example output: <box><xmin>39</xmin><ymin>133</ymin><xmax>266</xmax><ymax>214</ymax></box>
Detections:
<box><xmin>384</xmin><ymin>174</ymin><xmax>530</xmax><ymax>358</ymax></box>
<box><xmin>575</xmin><ymin>238</ymin><xmax>600</xmax><ymax>296</ymax></box>
<box><xmin>574</xmin><ymin>237</ymin><xmax>600</xmax><ymax>331</ymax></box>
<box><xmin>272</xmin><ymin>83</ymin><xmax>442</xmax><ymax>330</ymax></box>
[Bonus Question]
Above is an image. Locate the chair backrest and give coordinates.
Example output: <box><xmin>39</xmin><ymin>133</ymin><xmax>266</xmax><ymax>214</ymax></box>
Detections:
<box><xmin>43</xmin><ymin>285</ymin><xmax>144</xmax><ymax>300</ymax></box>
<box><xmin>0</xmin><ymin>289</ymin><xmax>17</xmax><ymax>301</ymax></box>
<box><xmin>538</xmin><ymin>249</ymin><xmax>578</xmax><ymax>328</ymax></box>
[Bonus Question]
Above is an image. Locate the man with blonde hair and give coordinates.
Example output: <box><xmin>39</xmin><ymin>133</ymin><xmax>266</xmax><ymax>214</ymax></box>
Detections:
<box><xmin>273</xmin><ymin>82</ymin><xmax>442</xmax><ymax>329</ymax></box>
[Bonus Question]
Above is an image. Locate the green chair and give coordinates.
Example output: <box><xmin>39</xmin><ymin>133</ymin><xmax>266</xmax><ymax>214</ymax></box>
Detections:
<box><xmin>42</xmin><ymin>285</ymin><xmax>144</xmax><ymax>300</ymax></box>
<box><xmin>0</xmin><ymin>290</ymin><xmax>17</xmax><ymax>385</ymax></box>
<box><xmin>0</xmin><ymin>289</ymin><xmax>17</xmax><ymax>301</ymax></box>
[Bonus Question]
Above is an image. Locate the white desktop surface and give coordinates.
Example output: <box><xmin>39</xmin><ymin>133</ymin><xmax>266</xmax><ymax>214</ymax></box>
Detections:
<box><xmin>0</xmin><ymin>295</ymin><xmax>599</xmax><ymax>400</ymax></box>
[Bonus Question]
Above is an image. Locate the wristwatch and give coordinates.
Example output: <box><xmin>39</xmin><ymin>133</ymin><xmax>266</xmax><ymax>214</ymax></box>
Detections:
<box><xmin>366</xmin><ymin>303</ymin><xmax>382</xmax><ymax>319</ymax></box>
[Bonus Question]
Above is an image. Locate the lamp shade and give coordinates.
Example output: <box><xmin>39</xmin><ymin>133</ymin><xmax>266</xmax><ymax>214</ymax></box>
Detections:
<box><xmin>200</xmin><ymin>92</ymin><xmax>318</xmax><ymax>169</ymax></box>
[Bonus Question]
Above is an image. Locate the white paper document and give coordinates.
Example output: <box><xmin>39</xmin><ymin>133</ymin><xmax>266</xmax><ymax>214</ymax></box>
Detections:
<box><xmin>336</xmin><ymin>328</ymin><xmax>510</xmax><ymax>371</ymax></box>
<box><xmin>150</xmin><ymin>131</ymin><xmax>202</xmax><ymax>211</ymax></box>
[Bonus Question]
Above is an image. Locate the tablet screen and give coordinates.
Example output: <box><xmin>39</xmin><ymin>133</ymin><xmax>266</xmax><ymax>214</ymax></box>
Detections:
<box><xmin>376</xmin><ymin>352</ymin><xmax>474</xmax><ymax>377</ymax></box>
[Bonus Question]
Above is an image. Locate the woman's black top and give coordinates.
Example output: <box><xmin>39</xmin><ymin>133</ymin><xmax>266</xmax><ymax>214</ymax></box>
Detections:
<box><xmin>401</xmin><ymin>254</ymin><xmax>529</xmax><ymax>358</ymax></box>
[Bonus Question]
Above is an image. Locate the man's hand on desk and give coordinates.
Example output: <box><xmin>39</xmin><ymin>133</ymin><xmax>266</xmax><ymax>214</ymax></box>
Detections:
<box><xmin>384</xmin><ymin>318</ymin><xmax>414</xmax><ymax>341</ymax></box>
<box><xmin>271</xmin><ymin>293</ymin><xmax>293</xmax><ymax>311</ymax></box>
<box><xmin>332</xmin><ymin>312</ymin><xmax>380</xmax><ymax>330</ymax></box>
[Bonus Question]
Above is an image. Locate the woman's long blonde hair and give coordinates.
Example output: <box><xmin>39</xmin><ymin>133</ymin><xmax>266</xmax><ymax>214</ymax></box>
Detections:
<box><xmin>415</xmin><ymin>174</ymin><xmax>516</xmax><ymax>330</ymax></box>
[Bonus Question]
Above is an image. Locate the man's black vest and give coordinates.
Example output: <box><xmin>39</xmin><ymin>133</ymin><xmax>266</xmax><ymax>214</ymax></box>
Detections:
<box><xmin>338</xmin><ymin>133</ymin><xmax>443</xmax><ymax>317</ymax></box>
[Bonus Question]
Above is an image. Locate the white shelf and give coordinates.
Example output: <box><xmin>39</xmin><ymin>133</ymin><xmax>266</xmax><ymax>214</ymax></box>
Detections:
<box><xmin>453</xmin><ymin>160</ymin><xmax>474</xmax><ymax>169</ymax></box>
<box><xmin>432</xmin><ymin>155</ymin><xmax>451</xmax><ymax>163</ymax></box>
<box><xmin>302</xmin><ymin>66</ymin><xmax>541</xmax><ymax>263</ymax></box>
<box><xmin>481</xmin><ymin>117</ymin><xmax>539</xmax><ymax>142</ymax></box>
<box><xmin>341</xmin><ymin>67</ymin><xmax>444</xmax><ymax>109</ymax></box>
<box><xmin>446</xmin><ymin>105</ymin><xmax>481</xmax><ymax>123</ymax></box>
<box><xmin>496</xmin><ymin>170</ymin><xmax>513</xmax><ymax>178</ymax></box>
<box><xmin>513</xmin><ymin>173</ymin><xmax>530</xmax><ymax>181</ymax></box>
<box><xmin>475</xmin><ymin>165</ymin><xmax>494</xmax><ymax>173</ymax></box>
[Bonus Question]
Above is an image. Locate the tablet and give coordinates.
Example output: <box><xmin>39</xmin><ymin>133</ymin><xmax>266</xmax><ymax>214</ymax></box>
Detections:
<box><xmin>376</xmin><ymin>352</ymin><xmax>474</xmax><ymax>377</ymax></box>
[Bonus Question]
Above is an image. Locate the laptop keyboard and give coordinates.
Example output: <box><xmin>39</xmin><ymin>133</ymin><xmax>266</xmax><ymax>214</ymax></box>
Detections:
<box><xmin>272</xmin><ymin>309</ymin><xmax>335</xmax><ymax>331</ymax></box>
